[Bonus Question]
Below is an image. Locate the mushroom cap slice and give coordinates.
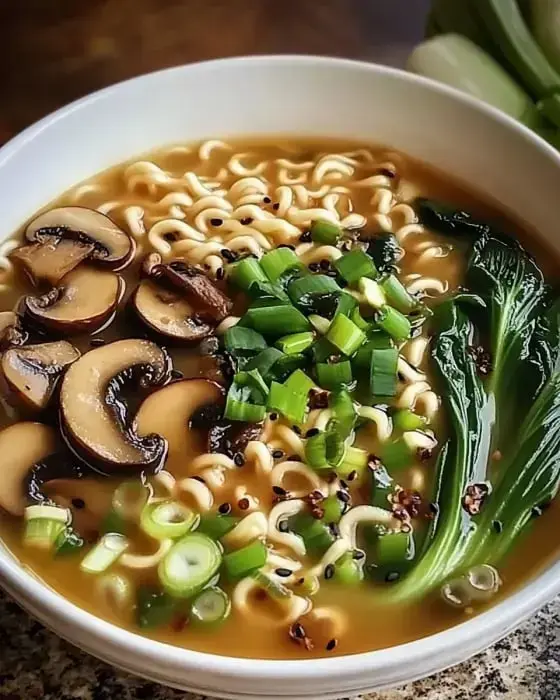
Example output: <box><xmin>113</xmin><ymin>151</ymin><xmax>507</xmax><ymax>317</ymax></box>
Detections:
<box><xmin>61</xmin><ymin>339</ymin><xmax>171</xmax><ymax>473</ymax></box>
<box><xmin>0</xmin><ymin>311</ymin><xmax>27</xmax><ymax>350</ymax></box>
<box><xmin>2</xmin><ymin>341</ymin><xmax>80</xmax><ymax>411</ymax></box>
<box><xmin>25</xmin><ymin>206</ymin><xmax>134</xmax><ymax>270</ymax></box>
<box><xmin>132</xmin><ymin>280</ymin><xmax>214</xmax><ymax>343</ymax></box>
<box><xmin>0</xmin><ymin>422</ymin><xmax>57</xmax><ymax>516</ymax></box>
<box><xmin>11</xmin><ymin>238</ymin><xmax>94</xmax><ymax>286</ymax></box>
<box><xmin>24</xmin><ymin>266</ymin><xmax>124</xmax><ymax>335</ymax></box>
<box><xmin>135</xmin><ymin>379</ymin><xmax>223</xmax><ymax>478</ymax></box>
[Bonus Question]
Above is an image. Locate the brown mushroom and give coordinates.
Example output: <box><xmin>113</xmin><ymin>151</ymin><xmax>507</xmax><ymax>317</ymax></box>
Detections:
<box><xmin>60</xmin><ymin>339</ymin><xmax>171</xmax><ymax>473</ymax></box>
<box><xmin>42</xmin><ymin>477</ymin><xmax>114</xmax><ymax>539</ymax></box>
<box><xmin>135</xmin><ymin>378</ymin><xmax>223</xmax><ymax>478</ymax></box>
<box><xmin>23</xmin><ymin>266</ymin><xmax>124</xmax><ymax>335</ymax></box>
<box><xmin>0</xmin><ymin>311</ymin><xmax>28</xmax><ymax>350</ymax></box>
<box><xmin>0</xmin><ymin>422</ymin><xmax>57</xmax><ymax>515</ymax></box>
<box><xmin>12</xmin><ymin>237</ymin><xmax>95</xmax><ymax>286</ymax></box>
<box><xmin>16</xmin><ymin>207</ymin><xmax>135</xmax><ymax>284</ymax></box>
<box><xmin>132</xmin><ymin>279</ymin><xmax>214</xmax><ymax>343</ymax></box>
<box><xmin>144</xmin><ymin>254</ymin><xmax>232</xmax><ymax>322</ymax></box>
<box><xmin>1</xmin><ymin>341</ymin><xmax>80</xmax><ymax>411</ymax></box>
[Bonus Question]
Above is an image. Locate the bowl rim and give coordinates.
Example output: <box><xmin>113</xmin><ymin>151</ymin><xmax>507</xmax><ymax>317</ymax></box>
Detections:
<box><xmin>1</xmin><ymin>53</ymin><xmax>559</xmax><ymax>684</ymax></box>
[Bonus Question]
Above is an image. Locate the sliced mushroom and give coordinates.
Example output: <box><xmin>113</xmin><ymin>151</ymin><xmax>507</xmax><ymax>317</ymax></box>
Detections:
<box><xmin>208</xmin><ymin>421</ymin><xmax>263</xmax><ymax>458</ymax></box>
<box><xmin>0</xmin><ymin>422</ymin><xmax>57</xmax><ymax>515</ymax></box>
<box><xmin>135</xmin><ymin>379</ymin><xmax>223</xmax><ymax>477</ymax></box>
<box><xmin>11</xmin><ymin>238</ymin><xmax>95</xmax><ymax>286</ymax></box>
<box><xmin>2</xmin><ymin>341</ymin><xmax>80</xmax><ymax>411</ymax></box>
<box><xmin>0</xmin><ymin>311</ymin><xmax>27</xmax><ymax>350</ymax></box>
<box><xmin>144</xmin><ymin>254</ymin><xmax>232</xmax><ymax>322</ymax></box>
<box><xmin>25</xmin><ymin>206</ymin><xmax>134</xmax><ymax>271</ymax></box>
<box><xmin>61</xmin><ymin>339</ymin><xmax>171</xmax><ymax>473</ymax></box>
<box><xmin>27</xmin><ymin>451</ymin><xmax>87</xmax><ymax>505</ymax></box>
<box><xmin>132</xmin><ymin>279</ymin><xmax>213</xmax><ymax>343</ymax></box>
<box><xmin>23</xmin><ymin>266</ymin><xmax>124</xmax><ymax>335</ymax></box>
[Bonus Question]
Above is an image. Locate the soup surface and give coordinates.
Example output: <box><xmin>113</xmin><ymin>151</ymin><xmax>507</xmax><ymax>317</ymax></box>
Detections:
<box><xmin>0</xmin><ymin>138</ymin><xmax>558</xmax><ymax>659</ymax></box>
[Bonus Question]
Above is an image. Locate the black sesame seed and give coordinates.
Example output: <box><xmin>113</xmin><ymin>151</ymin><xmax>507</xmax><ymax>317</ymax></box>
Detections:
<box><xmin>347</xmin><ymin>470</ymin><xmax>358</xmax><ymax>482</ymax></box>
<box><xmin>90</xmin><ymin>338</ymin><xmax>106</xmax><ymax>347</ymax></box>
<box><xmin>272</xmin><ymin>485</ymin><xmax>287</xmax><ymax>496</ymax></box>
<box><xmin>269</xmin><ymin>412</ymin><xmax>278</xmax><ymax>421</ymax></box>
<box><xmin>272</xmin><ymin>449</ymin><xmax>284</xmax><ymax>459</ymax></box>
<box><xmin>72</xmin><ymin>498</ymin><xmax>85</xmax><ymax>510</ymax></box>
<box><xmin>319</xmin><ymin>259</ymin><xmax>331</xmax><ymax>270</ymax></box>
<box><xmin>324</xmin><ymin>564</ymin><xmax>335</xmax><ymax>580</ymax></box>
<box><xmin>291</xmin><ymin>622</ymin><xmax>305</xmax><ymax>639</ymax></box>
<box><xmin>328</xmin><ymin>522</ymin><xmax>340</xmax><ymax>538</ymax></box>
<box><xmin>211</xmin><ymin>218</ymin><xmax>223</xmax><ymax>227</ymax></box>
<box><xmin>299</xmin><ymin>231</ymin><xmax>312</xmax><ymax>243</ymax></box>
<box><xmin>278</xmin><ymin>520</ymin><xmax>289</xmax><ymax>533</ymax></box>
<box><xmin>238</xmin><ymin>498</ymin><xmax>250</xmax><ymax>510</ymax></box>
<box><xmin>171</xmin><ymin>369</ymin><xmax>184</xmax><ymax>380</ymax></box>
<box><xmin>221</xmin><ymin>248</ymin><xmax>237</xmax><ymax>262</ymax></box>
<box><xmin>385</xmin><ymin>571</ymin><xmax>401</xmax><ymax>583</ymax></box>
<box><xmin>218</xmin><ymin>502</ymin><xmax>231</xmax><ymax>515</ymax></box>
<box><xmin>272</xmin><ymin>203</ymin><xmax>280</xmax><ymax>211</ymax></box>
<box><xmin>308</xmin><ymin>262</ymin><xmax>320</xmax><ymax>272</ymax></box>
<box><xmin>292</xmin><ymin>425</ymin><xmax>302</xmax><ymax>435</ymax></box>
<box><xmin>241</xmin><ymin>217</ymin><xmax>253</xmax><ymax>225</ymax></box>
<box><xmin>305</xmin><ymin>428</ymin><xmax>320</xmax><ymax>438</ymax></box>
<box><xmin>531</xmin><ymin>506</ymin><xmax>543</xmax><ymax>518</ymax></box>
<box><xmin>216</xmin><ymin>267</ymin><xmax>225</xmax><ymax>280</ymax></box>
<box><xmin>336</xmin><ymin>490</ymin><xmax>350</xmax><ymax>503</ymax></box>
<box><xmin>234</xmin><ymin>452</ymin><xmax>245</xmax><ymax>467</ymax></box>
<box><xmin>263</xmin><ymin>196</ymin><xmax>272</xmax><ymax>204</ymax></box>
<box><xmin>326</xmin><ymin>638</ymin><xmax>337</xmax><ymax>651</ymax></box>
<box><xmin>275</xmin><ymin>568</ymin><xmax>292</xmax><ymax>578</ymax></box>
<box><xmin>339</xmin><ymin>479</ymin><xmax>349</xmax><ymax>490</ymax></box>
<box><xmin>492</xmin><ymin>519</ymin><xmax>503</xmax><ymax>533</ymax></box>
<box><xmin>378</xmin><ymin>167</ymin><xmax>396</xmax><ymax>179</ymax></box>
<box><xmin>352</xmin><ymin>549</ymin><xmax>365</xmax><ymax>560</ymax></box>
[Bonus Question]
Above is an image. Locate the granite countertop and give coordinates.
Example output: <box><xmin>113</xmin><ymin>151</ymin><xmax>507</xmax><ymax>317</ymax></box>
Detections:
<box><xmin>0</xmin><ymin>589</ymin><xmax>558</xmax><ymax>700</ymax></box>
<box><xmin>1</xmin><ymin>2</ymin><xmax>560</xmax><ymax>699</ymax></box>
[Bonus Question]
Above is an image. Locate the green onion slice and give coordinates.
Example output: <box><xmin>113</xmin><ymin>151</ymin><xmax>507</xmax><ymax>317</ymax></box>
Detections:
<box><xmin>24</xmin><ymin>504</ymin><xmax>70</xmax><ymax>551</ymax></box>
<box><xmin>326</xmin><ymin>313</ymin><xmax>366</xmax><ymax>355</ymax></box>
<box><xmin>260</xmin><ymin>248</ymin><xmax>303</xmax><ymax>282</ymax></box>
<box><xmin>80</xmin><ymin>533</ymin><xmax>129</xmax><ymax>574</ymax></box>
<box><xmin>310</xmin><ymin>219</ymin><xmax>342</xmax><ymax>245</ymax></box>
<box><xmin>376</xmin><ymin>306</ymin><xmax>411</xmax><ymax>342</ymax></box>
<box><xmin>222</xmin><ymin>539</ymin><xmax>268</xmax><ymax>579</ymax></box>
<box><xmin>335</xmin><ymin>249</ymin><xmax>378</xmax><ymax>284</ymax></box>
<box><xmin>112</xmin><ymin>481</ymin><xmax>150</xmax><ymax>521</ymax></box>
<box><xmin>191</xmin><ymin>586</ymin><xmax>231</xmax><ymax>625</ymax></box>
<box><xmin>141</xmin><ymin>501</ymin><xmax>199</xmax><ymax>541</ymax></box>
<box><xmin>158</xmin><ymin>533</ymin><xmax>222</xmax><ymax>598</ymax></box>
<box><xmin>275</xmin><ymin>332</ymin><xmax>315</xmax><ymax>355</ymax></box>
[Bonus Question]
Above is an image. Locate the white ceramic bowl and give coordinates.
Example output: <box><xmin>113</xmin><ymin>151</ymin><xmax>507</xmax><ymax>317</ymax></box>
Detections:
<box><xmin>1</xmin><ymin>56</ymin><xmax>559</xmax><ymax>700</ymax></box>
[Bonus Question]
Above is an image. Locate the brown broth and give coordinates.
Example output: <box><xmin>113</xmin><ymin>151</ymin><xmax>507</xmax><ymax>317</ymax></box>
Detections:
<box><xmin>0</xmin><ymin>138</ymin><xmax>558</xmax><ymax>659</ymax></box>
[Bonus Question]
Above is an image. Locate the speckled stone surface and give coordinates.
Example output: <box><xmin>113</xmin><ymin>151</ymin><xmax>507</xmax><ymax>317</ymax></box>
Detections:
<box><xmin>0</xmin><ymin>589</ymin><xmax>558</xmax><ymax>700</ymax></box>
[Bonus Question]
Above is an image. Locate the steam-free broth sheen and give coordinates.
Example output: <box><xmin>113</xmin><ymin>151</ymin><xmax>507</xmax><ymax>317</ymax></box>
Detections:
<box><xmin>0</xmin><ymin>139</ymin><xmax>558</xmax><ymax>659</ymax></box>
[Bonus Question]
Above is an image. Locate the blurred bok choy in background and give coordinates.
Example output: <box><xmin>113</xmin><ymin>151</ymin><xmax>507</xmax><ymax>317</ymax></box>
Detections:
<box><xmin>407</xmin><ymin>0</ymin><xmax>560</xmax><ymax>148</ymax></box>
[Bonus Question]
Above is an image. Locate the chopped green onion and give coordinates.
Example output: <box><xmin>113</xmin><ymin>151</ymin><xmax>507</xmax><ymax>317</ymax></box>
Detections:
<box><xmin>267</xmin><ymin>381</ymin><xmax>308</xmax><ymax>424</ymax></box>
<box><xmin>191</xmin><ymin>586</ymin><xmax>231</xmax><ymax>625</ymax></box>
<box><xmin>376</xmin><ymin>531</ymin><xmax>413</xmax><ymax>570</ymax></box>
<box><xmin>335</xmin><ymin>249</ymin><xmax>377</xmax><ymax>284</ymax></box>
<box><xmin>55</xmin><ymin>528</ymin><xmax>85</xmax><ymax>557</ymax></box>
<box><xmin>252</xmin><ymin>570</ymin><xmax>292</xmax><ymax>598</ymax></box>
<box><xmin>229</xmin><ymin>256</ymin><xmax>267</xmax><ymax>291</ymax></box>
<box><xmin>235</xmin><ymin>368</ymin><xmax>270</xmax><ymax>402</ymax></box>
<box><xmin>260</xmin><ymin>248</ymin><xmax>303</xmax><ymax>282</ymax></box>
<box><xmin>305</xmin><ymin>430</ymin><xmax>345</xmax><ymax>470</ymax></box>
<box><xmin>112</xmin><ymin>481</ymin><xmax>150</xmax><ymax>521</ymax></box>
<box><xmin>393</xmin><ymin>409</ymin><xmax>427</xmax><ymax>432</ymax></box>
<box><xmin>359</xmin><ymin>277</ymin><xmax>387</xmax><ymax>309</ymax></box>
<box><xmin>353</xmin><ymin>333</ymin><xmax>394</xmax><ymax>370</ymax></box>
<box><xmin>159</xmin><ymin>533</ymin><xmax>222</xmax><ymax>598</ymax></box>
<box><xmin>333</xmin><ymin>554</ymin><xmax>364</xmax><ymax>585</ymax></box>
<box><xmin>310</xmin><ymin>219</ymin><xmax>342</xmax><ymax>245</ymax></box>
<box><xmin>284</xmin><ymin>368</ymin><xmax>315</xmax><ymax>395</ymax></box>
<box><xmin>245</xmin><ymin>347</ymin><xmax>284</xmax><ymax>380</ymax></box>
<box><xmin>222</xmin><ymin>539</ymin><xmax>267</xmax><ymax>579</ymax></box>
<box><xmin>288</xmin><ymin>274</ymin><xmax>340</xmax><ymax>308</ymax></box>
<box><xmin>141</xmin><ymin>501</ymin><xmax>199</xmax><ymax>540</ymax></box>
<box><xmin>311</xmin><ymin>336</ymin><xmax>337</xmax><ymax>363</ymax></box>
<box><xmin>224</xmin><ymin>396</ymin><xmax>266</xmax><ymax>423</ymax></box>
<box><xmin>326</xmin><ymin>313</ymin><xmax>366</xmax><ymax>355</ymax></box>
<box><xmin>381</xmin><ymin>438</ymin><xmax>414</xmax><ymax>472</ymax></box>
<box><xmin>224</xmin><ymin>326</ymin><xmax>267</xmax><ymax>353</ymax></box>
<box><xmin>336</xmin><ymin>292</ymin><xmax>358</xmax><ymax>318</ymax></box>
<box><xmin>316</xmin><ymin>360</ymin><xmax>352</xmax><ymax>390</ymax></box>
<box><xmin>248</xmin><ymin>281</ymin><xmax>290</xmax><ymax>303</ymax></box>
<box><xmin>531</xmin><ymin>0</ymin><xmax>560</xmax><ymax>75</ymax></box>
<box><xmin>271</xmin><ymin>353</ymin><xmax>309</xmax><ymax>383</ymax></box>
<box><xmin>245</xmin><ymin>304</ymin><xmax>310</xmax><ymax>336</ymax></box>
<box><xmin>24</xmin><ymin>504</ymin><xmax>70</xmax><ymax>551</ymax></box>
<box><xmin>275</xmin><ymin>332</ymin><xmax>315</xmax><ymax>355</ymax></box>
<box><xmin>370</xmin><ymin>347</ymin><xmax>398</xmax><ymax>397</ymax></box>
<box><xmin>350</xmin><ymin>306</ymin><xmax>371</xmax><ymax>332</ymax></box>
<box><xmin>381</xmin><ymin>274</ymin><xmax>417</xmax><ymax>313</ymax></box>
<box><xmin>335</xmin><ymin>445</ymin><xmax>368</xmax><ymax>481</ymax></box>
<box><xmin>197</xmin><ymin>513</ymin><xmax>240</xmax><ymax>540</ymax></box>
<box><xmin>290</xmin><ymin>513</ymin><xmax>335</xmax><ymax>556</ymax></box>
<box><xmin>136</xmin><ymin>586</ymin><xmax>178</xmax><ymax>629</ymax></box>
<box><xmin>329</xmin><ymin>389</ymin><xmax>356</xmax><ymax>439</ymax></box>
<box><xmin>376</xmin><ymin>306</ymin><xmax>411</xmax><ymax>342</ymax></box>
<box><xmin>81</xmin><ymin>533</ymin><xmax>129</xmax><ymax>574</ymax></box>
<box><xmin>321</xmin><ymin>495</ymin><xmax>344</xmax><ymax>524</ymax></box>
<box><xmin>309</xmin><ymin>314</ymin><xmax>331</xmax><ymax>334</ymax></box>
<box><xmin>369</xmin><ymin>462</ymin><xmax>394</xmax><ymax>509</ymax></box>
